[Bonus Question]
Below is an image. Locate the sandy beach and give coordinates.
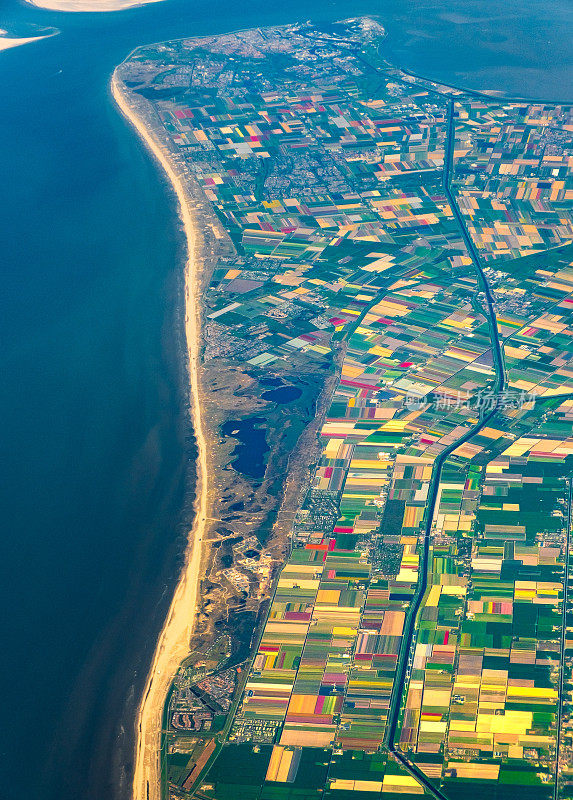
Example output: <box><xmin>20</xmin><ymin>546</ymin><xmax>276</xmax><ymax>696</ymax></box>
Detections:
<box><xmin>111</xmin><ymin>74</ymin><xmax>209</xmax><ymax>800</ymax></box>
<box><xmin>26</xmin><ymin>0</ymin><xmax>164</xmax><ymax>11</ymax></box>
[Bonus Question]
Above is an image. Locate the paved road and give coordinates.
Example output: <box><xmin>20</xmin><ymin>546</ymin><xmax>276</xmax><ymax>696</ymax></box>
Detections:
<box><xmin>384</xmin><ymin>97</ymin><xmax>507</xmax><ymax>799</ymax></box>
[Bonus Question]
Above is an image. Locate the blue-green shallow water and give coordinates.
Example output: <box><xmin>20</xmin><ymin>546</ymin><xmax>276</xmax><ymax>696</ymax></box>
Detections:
<box><xmin>0</xmin><ymin>1</ymin><xmax>570</xmax><ymax>799</ymax></box>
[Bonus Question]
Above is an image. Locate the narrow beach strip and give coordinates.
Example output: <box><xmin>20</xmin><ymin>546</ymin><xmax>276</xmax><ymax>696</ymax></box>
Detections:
<box><xmin>111</xmin><ymin>74</ymin><xmax>209</xmax><ymax>800</ymax></box>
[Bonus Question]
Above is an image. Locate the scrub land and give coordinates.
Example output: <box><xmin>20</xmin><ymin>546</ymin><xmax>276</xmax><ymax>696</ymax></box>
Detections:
<box><xmin>113</xmin><ymin>17</ymin><xmax>573</xmax><ymax>800</ymax></box>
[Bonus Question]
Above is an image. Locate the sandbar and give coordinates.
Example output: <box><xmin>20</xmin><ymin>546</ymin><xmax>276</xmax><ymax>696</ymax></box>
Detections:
<box><xmin>0</xmin><ymin>33</ymin><xmax>54</xmax><ymax>51</ymax></box>
<box><xmin>26</xmin><ymin>0</ymin><xmax>164</xmax><ymax>11</ymax></box>
<box><xmin>111</xmin><ymin>74</ymin><xmax>209</xmax><ymax>800</ymax></box>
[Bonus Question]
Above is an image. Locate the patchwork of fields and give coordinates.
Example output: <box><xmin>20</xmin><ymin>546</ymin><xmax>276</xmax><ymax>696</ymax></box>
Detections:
<box><xmin>117</xmin><ymin>17</ymin><xmax>573</xmax><ymax>800</ymax></box>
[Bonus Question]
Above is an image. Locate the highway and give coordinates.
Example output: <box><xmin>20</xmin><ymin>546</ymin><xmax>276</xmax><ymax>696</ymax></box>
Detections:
<box><xmin>554</xmin><ymin>478</ymin><xmax>572</xmax><ymax>800</ymax></box>
<box><xmin>384</xmin><ymin>97</ymin><xmax>507</xmax><ymax>798</ymax></box>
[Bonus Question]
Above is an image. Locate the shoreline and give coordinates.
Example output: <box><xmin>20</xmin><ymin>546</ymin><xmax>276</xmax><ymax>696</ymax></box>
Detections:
<box><xmin>108</xmin><ymin>24</ymin><xmax>570</xmax><ymax>800</ymax></box>
<box><xmin>110</xmin><ymin>74</ymin><xmax>209</xmax><ymax>800</ymax></box>
<box><xmin>25</xmin><ymin>0</ymin><xmax>164</xmax><ymax>12</ymax></box>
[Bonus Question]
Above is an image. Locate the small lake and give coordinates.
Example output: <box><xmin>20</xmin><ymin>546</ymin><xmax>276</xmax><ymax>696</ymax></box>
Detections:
<box><xmin>222</xmin><ymin>417</ymin><xmax>269</xmax><ymax>480</ymax></box>
<box><xmin>262</xmin><ymin>386</ymin><xmax>302</xmax><ymax>404</ymax></box>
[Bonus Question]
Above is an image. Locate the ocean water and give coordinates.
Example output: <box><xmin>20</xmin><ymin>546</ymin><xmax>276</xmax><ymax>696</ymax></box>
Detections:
<box><xmin>0</xmin><ymin>1</ymin><xmax>570</xmax><ymax>799</ymax></box>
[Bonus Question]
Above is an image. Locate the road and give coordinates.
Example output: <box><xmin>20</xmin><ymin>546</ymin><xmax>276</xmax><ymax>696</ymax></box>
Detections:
<box><xmin>384</xmin><ymin>97</ymin><xmax>507</xmax><ymax>798</ymax></box>
<box><xmin>554</xmin><ymin>478</ymin><xmax>572</xmax><ymax>800</ymax></box>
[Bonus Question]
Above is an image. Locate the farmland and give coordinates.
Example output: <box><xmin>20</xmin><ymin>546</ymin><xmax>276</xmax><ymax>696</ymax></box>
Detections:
<box><xmin>115</xmin><ymin>16</ymin><xmax>573</xmax><ymax>800</ymax></box>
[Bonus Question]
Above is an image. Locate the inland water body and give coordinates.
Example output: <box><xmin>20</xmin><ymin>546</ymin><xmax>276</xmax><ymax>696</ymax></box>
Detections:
<box><xmin>222</xmin><ymin>418</ymin><xmax>269</xmax><ymax>479</ymax></box>
<box><xmin>0</xmin><ymin>1</ymin><xmax>570</xmax><ymax>799</ymax></box>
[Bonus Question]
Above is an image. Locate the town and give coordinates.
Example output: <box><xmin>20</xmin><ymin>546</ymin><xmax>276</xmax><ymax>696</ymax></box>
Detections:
<box><xmin>116</xmin><ymin>16</ymin><xmax>573</xmax><ymax>800</ymax></box>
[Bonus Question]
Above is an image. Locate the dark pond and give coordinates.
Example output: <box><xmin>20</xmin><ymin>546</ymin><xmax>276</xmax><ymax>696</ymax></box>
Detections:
<box><xmin>222</xmin><ymin>417</ymin><xmax>269</xmax><ymax>479</ymax></box>
<box><xmin>262</xmin><ymin>386</ymin><xmax>303</xmax><ymax>404</ymax></box>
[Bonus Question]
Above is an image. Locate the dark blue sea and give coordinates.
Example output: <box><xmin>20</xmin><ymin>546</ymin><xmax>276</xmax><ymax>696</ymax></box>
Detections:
<box><xmin>0</xmin><ymin>0</ymin><xmax>570</xmax><ymax>798</ymax></box>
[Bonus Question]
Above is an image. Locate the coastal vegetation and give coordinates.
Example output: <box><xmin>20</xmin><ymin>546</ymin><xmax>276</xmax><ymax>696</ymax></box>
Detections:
<box><xmin>113</xmin><ymin>17</ymin><xmax>573</xmax><ymax>800</ymax></box>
